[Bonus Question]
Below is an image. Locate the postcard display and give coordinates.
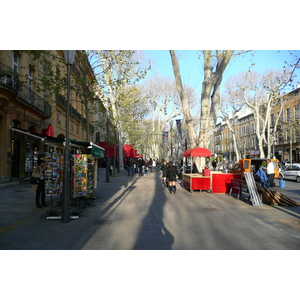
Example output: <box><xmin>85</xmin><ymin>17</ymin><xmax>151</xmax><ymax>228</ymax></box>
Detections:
<box><xmin>72</xmin><ymin>154</ymin><xmax>97</xmax><ymax>198</ymax></box>
<box><xmin>44</xmin><ymin>152</ymin><xmax>61</xmax><ymax>196</ymax></box>
<box><xmin>25</xmin><ymin>150</ymin><xmax>39</xmax><ymax>173</ymax></box>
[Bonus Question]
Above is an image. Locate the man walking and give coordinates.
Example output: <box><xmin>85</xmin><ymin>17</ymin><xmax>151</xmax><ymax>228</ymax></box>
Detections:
<box><xmin>127</xmin><ymin>156</ymin><xmax>134</xmax><ymax>176</ymax></box>
<box><xmin>266</xmin><ymin>159</ymin><xmax>275</xmax><ymax>187</ymax></box>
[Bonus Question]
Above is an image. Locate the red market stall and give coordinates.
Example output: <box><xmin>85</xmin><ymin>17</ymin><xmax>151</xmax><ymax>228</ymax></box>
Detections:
<box><xmin>182</xmin><ymin>148</ymin><xmax>212</xmax><ymax>192</ymax></box>
<box><xmin>182</xmin><ymin>147</ymin><xmax>242</xmax><ymax>193</ymax></box>
<box><xmin>123</xmin><ymin>144</ymin><xmax>142</xmax><ymax>158</ymax></box>
<box><xmin>211</xmin><ymin>172</ymin><xmax>242</xmax><ymax>193</ymax></box>
<box><xmin>99</xmin><ymin>142</ymin><xmax>119</xmax><ymax>158</ymax></box>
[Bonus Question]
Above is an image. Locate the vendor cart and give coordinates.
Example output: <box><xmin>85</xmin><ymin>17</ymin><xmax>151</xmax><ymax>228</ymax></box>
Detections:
<box><xmin>182</xmin><ymin>148</ymin><xmax>212</xmax><ymax>192</ymax></box>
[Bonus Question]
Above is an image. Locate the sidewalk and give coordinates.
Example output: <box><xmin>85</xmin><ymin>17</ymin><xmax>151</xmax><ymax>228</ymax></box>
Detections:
<box><xmin>0</xmin><ymin>170</ymin><xmax>300</xmax><ymax>250</ymax></box>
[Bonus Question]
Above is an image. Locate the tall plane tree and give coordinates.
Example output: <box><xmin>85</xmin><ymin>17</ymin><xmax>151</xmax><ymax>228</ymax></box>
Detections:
<box><xmin>170</xmin><ymin>50</ymin><xmax>234</xmax><ymax>167</ymax></box>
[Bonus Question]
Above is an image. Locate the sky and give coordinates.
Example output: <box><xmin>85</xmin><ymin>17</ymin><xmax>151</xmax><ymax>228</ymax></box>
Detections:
<box><xmin>143</xmin><ymin>50</ymin><xmax>300</xmax><ymax>97</ymax></box>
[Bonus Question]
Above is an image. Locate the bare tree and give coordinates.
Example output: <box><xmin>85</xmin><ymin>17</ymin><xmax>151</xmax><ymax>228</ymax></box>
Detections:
<box><xmin>170</xmin><ymin>50</ymin><xmax>234</xmax><ymax>168</ymax></box>
<box><xmin>219</xmin><ymin>90</ymin><xmax>244</xmax><ymax>161</ymax></box>
<box><xmin>140</xmin><ymin>76</ymin><xmax>184</xmax><ymax>158</ymax></box>
<box><xmin>225</xmin><ymin>70</ymin><xmax>291</xmax><ymax>158</ymax></box>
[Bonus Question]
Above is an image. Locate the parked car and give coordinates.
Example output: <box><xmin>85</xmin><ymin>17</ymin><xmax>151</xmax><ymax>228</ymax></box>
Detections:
<box><xmin>284</xmin><ymin>161</ymin><xmax>300</xmax><ymax>169</ymax></box>
<box><xmin>279</xmin><ymin>165</ymin><xmax>300</xmax><ymax>182</ymax></box>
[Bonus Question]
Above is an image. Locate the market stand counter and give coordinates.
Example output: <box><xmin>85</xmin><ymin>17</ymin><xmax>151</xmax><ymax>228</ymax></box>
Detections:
<box><xmin>182</xmin><ymin>172</ymin><xmax>242</xmax><ymax>194</ymax></box>
<box><xmin>211</xmin><ymin>172</ymin><xmax>242</xmax><ymax>193</ymax></box>
<box><xmin>182</xmin><ymin>173</ymin><xmax>211</xmax><ymax>193</ymax></box>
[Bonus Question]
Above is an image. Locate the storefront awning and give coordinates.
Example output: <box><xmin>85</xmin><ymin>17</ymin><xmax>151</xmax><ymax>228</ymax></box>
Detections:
<box><xmin>10</xmin><ymin>127</ymin><xmax>45</xmax><ymax>141</ymax></box>
<box><xmin>70</xmin><ymin>141</ymin><xmax>105</xmax><ymax>158</ymax></box>
<box><xmin>44</xmin><ymin>137</ymin><xmax>105</xmax><ymax>158</ymax></box>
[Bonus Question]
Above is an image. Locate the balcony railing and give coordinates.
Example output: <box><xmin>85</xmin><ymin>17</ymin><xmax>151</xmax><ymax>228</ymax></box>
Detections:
<box><xmin>0</xmin><ymin>63</ymin><xmax>51</xmax><ymax>119</ymax></box>
<box><xmin>55</xmin><ymin>93</ymin><xmax>94</xmax><ymax>133</ymax></box>
<box><xmin>18</xmin><ymin>85</ymin><xmax>51</xmax><ymax>118</ymax></box>
<box><xmin>0</xmin><ymin>63</ymin><xmax>20</xmax><ymax>92</ymax></box>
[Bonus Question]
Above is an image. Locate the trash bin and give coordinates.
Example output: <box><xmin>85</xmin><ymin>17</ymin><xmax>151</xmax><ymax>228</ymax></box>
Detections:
<box><xmin>279</xmin><ymin>180</ymin><xmax>285</xmax><ymax>188</ymax></box>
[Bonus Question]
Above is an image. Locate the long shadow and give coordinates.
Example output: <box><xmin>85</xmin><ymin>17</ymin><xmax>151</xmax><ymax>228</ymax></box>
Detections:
<box><xmin>229</xmin><ymin>186</ymin><xmax>300</xmax><ymax>219</ymax></box>
<box><xmin>268</xmin><ymin>204</ymin><xmax>300</xmax><ymax>218</ymax></box>
<box><xmin>133</xmin><ymin>173</ymin><xmax>174</xmax><ymax>250</ymax></box>
<box><xmin>95</xmin><ymin>176</ymin><xmax>139</xmax><ymax>221</ymax></box>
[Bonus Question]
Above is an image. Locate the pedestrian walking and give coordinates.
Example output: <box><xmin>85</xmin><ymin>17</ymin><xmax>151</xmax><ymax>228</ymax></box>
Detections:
<box><xmin>212</xmin><ymin>160</ymin><xmax>217</xmax><ymax>171</ymax></box>
<box><xmin>265</xmin><ymin>159</ymin><xmax>275</xmax><ymax>187</ymax></box>
<box><xmin>138</xmin><ymin>158</ymin><xmax>145</xmax><ymax>176</ymax></box>
<box><xmin>126</xmin><ymin>156</ymin><xmax>135</xmax><ymax>176</ymax></box>
<box><xmin>149</xmin><ymin>158</ymin><xmax>153</xmax><ymax>172</ymax></box>
<box><xmin>31</xmin><ymin>159</ymin><xmax>47</xmax><ymax>208</ymax></box>
<box><xmin>152</xmin><ymin>159</ymin><xmax>156</xmax><ymax>172</ymax></box>
<box><xmin>161</xmin><ymin>160</ymin><xmax>168</xmax><ymax>187</ymax></box>
<box><xmin>166</xmin><ymin>161</ymin><xmax>178</xmax><ymax>193</ymax></box>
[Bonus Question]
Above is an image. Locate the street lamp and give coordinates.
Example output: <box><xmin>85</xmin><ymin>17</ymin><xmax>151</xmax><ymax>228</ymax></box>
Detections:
<box><xmin>62</xmin><ymin>50</ymin><xmax>76</xmax><ymax>223</ymax></box>
<box><xmin>169</xmin><ymin>120</ymin><xmax>174</xmax><ymax>161</ymax></box>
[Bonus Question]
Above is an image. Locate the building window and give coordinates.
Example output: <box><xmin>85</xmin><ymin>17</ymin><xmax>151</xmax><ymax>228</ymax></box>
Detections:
<box><xmin>12</xmin><ymin>52</ymin><xmax>18</xmax><ymax>72</ymax></box>
<box><xmin>28</xmin><ymin>68</ymin><xmax>33</xmax><ymax>103</ymax></box>
<box><xmin>286</xmin><ymin>108</ymin><xmax>291</xmax><ymax>122</ymax></box>
<box><xmin>271</xmin><ymin>114</ymin><xmax>275</xmax><ymax>127</ymax></box>
<box><xmin>57</xmin><ymin>113</ymin><xmax>61</xmax><ymax>125</ymax></box>
<box><xmin>295</xmin><ymin>105</ymin><xmax>300</xmax><ymax>120</ymax></box>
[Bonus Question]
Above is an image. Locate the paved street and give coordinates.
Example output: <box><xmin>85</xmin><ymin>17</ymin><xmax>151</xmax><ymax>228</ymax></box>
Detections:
<box><xmin>0</xmin><ymin>171</ymin><xmax>300</xmax><ymax>250</ymax></box>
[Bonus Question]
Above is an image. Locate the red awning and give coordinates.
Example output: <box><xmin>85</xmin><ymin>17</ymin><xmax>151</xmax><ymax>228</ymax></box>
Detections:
<box><xmin>99</xmin><ymin>142</ymin><xmax>119</xmax><ymax>158</ymax></box>
<box><xmin>182</xmin><ymin>148</ymin><xmax>212</xmax><ymax>157</ymax></box>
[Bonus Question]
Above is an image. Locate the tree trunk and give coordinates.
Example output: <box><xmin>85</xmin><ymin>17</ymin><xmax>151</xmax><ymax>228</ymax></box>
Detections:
<box><xmin>169</xmin><ymin>50</ymin><xmax>197</xmax><ymax>148</ymax></box>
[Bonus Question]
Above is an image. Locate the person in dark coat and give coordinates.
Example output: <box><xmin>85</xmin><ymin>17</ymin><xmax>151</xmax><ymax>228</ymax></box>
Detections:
<box><xmin>166</xmin><ymin>161</ymin><xmax>178</xmax><ymax>193</ymax></box>
<box><xmin>32</xmin><ymin>159</ymin><xmax>47</xmax><ymax>208</ymax></box>
<box><xmin>138</xmin><ymin>158</ymin><xmax>145</xmax><ymax>176</ymax></box>
<box><xmin>161</xmin><ymin>160</ymin><xmax>168</xmax><ymax>187</ymax></box>
<box><xmin>212</xmin><ymin>160</ymin><xmax>217</xmax><ymax>171</ymax></box>
<box><xmin>126</xmin><ymin>156</ymin><xmax>134</xmax><ymax>176</ymax></box>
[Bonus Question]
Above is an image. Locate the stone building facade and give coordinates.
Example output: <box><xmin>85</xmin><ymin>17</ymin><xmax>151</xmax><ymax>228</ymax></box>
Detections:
<box><xmin>0</xmin><ymin>50</ymin><xmax>96</xmax><ymax>182</ymax></box>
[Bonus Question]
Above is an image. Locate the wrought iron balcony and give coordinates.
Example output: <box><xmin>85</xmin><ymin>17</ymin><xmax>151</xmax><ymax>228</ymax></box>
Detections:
<box><xmin>55</xmin><ymin>93</ymin><xmax>94</xmax><ymax>133</ymax></box>
<box><xmin>0</xmin><ymin>63</ymin><xmax>20</xmax><ymax>92</ymax></box>
<box><xmin>17</xmin><ymin>85</ymin><xmax>51</xmax><ymax>118</ymax></box>
<box><xmin>0</xmin><ymin>63</ymin><xmax>51</xmax><ymax>119</ymax></box>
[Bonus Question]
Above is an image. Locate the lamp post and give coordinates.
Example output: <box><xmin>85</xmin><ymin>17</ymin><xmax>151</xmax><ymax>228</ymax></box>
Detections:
<box><xmin>169</xmin><ymin>120</ymin><xmax>174</xmax><ymax>161</ymax></box>
<box><xmin>106</xmin><ymin>111</ymin><xmax>110</xmax><ymax>182</ymax></box>
<box><xmin>62</xmin><ymin>50</ymin><xmax>76</xmax><ymax>223</ymax></box>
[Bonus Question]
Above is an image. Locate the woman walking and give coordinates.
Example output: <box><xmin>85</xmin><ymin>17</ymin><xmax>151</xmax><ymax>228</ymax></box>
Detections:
<box><xmin>161</xmin><ymin>160</ymin><xmax>168</xmax><ymax>187</ymax></box>
<box><xmin>166</xmin><ymin>161</ymin><xmax>178</xmax><ymax>194</ymax></box>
